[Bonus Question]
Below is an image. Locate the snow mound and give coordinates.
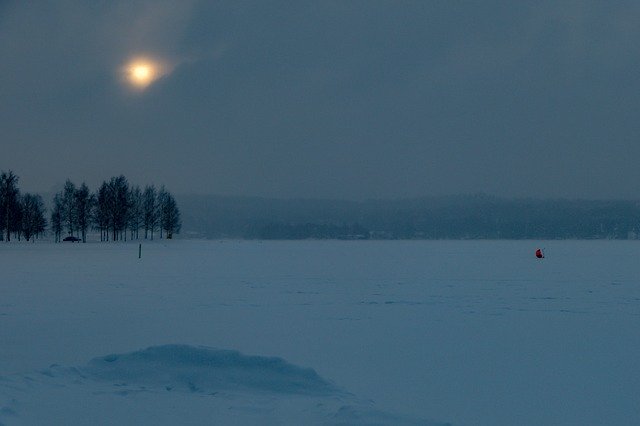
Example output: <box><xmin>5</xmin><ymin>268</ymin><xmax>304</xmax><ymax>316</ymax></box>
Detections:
<box><xmin>84</xmin><ymin>344</ymin><xmax>339</xmax><ymax>396</ymax></box>
<box><xmin>0</xmin><ymin>345</ymin><xmax>448</xmax><ymax>425</ymax></box>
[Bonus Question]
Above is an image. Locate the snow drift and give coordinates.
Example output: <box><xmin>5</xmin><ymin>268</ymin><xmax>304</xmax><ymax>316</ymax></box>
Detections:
<box><xmin>1</xmin><ymin>344</ymin><xmax>444</xmax><ymax>425</ymax></box>
<box><xmin>84</xmin><ymin>344</ymin><xmax>339</xmax><ymax>396</ymax></box>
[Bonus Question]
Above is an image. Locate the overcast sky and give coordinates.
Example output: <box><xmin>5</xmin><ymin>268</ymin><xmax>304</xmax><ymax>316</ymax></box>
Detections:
<box><xmin>2</xmin><ymin>1</ymin><xmax>640</xmax><ymax>200</ymax></box>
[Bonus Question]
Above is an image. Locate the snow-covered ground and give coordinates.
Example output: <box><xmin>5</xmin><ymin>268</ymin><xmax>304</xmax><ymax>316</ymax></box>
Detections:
<box><xmin>1</xmin><ymin>240</ymin><xmax>639</xmax><ymax>425</ymax></box>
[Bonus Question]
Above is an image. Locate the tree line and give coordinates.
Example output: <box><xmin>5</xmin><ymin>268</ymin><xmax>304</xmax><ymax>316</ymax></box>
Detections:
<box><xmin>0</xmin><ymin>171</ymin><xmax>46</xmax><ymax>242</ymax></box>
<box><xmin>178</xmin><ymin>193</ymin><xmax>640</xmax><ymax>240</ymax></box>
<box><xmin>0</xmin><ymin>171</ymin><xmax>181</xmax><ymax>243</ymax></box>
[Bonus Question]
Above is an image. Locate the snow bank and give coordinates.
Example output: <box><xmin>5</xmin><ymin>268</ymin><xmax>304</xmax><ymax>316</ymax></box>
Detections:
<box><xmin>84</xmin><ymin>344</ymin><xmax>339</xmax><ymax>396</ymax></box>
<box><xmin>1</xmin><ymin>344</ymin><xmax>445</xmax><ymax>425</ymax></box>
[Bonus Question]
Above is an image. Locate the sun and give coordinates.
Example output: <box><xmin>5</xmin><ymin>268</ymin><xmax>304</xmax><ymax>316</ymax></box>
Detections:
<box><xmin>132</xmin><ymin>65</ymin><xmax>151</xmax><ymax>81</ymax></box>
<box><xmin>124</xmin><ymin>58</ymin><xmax>162</xmax><ymax>89</ymax></box>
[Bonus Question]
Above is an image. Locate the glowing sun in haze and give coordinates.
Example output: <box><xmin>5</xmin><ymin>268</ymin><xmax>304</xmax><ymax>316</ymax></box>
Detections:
<box><xmin>123</xmin><ymin>57</ymin><xmax>164</xmax><ymax>90</ymax></box>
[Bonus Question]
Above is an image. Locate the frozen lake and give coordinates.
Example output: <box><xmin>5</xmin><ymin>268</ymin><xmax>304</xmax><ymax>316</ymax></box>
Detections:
<box><xmin>1</xmin><ymin>240</ymin><xmax>639</xmax><ymax>425</ymax></box>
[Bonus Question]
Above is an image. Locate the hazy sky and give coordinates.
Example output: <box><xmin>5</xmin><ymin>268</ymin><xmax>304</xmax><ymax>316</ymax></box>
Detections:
<box><xmin>2</xmin><ymin>1</ymin><xmax>640</xmax><ymax>200</ymax></box>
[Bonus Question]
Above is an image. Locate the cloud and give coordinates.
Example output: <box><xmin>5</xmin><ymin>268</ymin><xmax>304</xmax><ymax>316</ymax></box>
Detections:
<box><xmin>0</xmin><ymin>0</ymin><xmax>199</xmax><ymax>96</ymax></box>
<box><xmin>4</xmin><ymin>1</ymin><xmax>640</xmax><ymax>199</ymax></box>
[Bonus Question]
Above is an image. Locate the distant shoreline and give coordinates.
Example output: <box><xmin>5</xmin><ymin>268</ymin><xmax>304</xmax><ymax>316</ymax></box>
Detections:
<box><xmin>177</xmin><ymin>194</ymin><xmax>640</xmax><ymax>241</ymax></box>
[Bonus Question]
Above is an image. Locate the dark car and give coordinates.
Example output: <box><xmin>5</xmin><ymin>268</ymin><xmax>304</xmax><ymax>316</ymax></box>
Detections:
<box><xmin>62</xmin><ymin>236</ymin><xmax>81</xmax><ymax>242</ymax></box>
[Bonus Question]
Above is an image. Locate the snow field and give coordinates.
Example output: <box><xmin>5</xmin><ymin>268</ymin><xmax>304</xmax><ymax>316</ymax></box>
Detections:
<box><xmin>1</xmin><ymin>240</ymin><xmax>639</xmax><ymax>425</ymax></box>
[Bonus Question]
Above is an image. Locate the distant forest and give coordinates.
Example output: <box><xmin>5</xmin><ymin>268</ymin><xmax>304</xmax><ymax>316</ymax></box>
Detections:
<box><xmin>178</xmin><ymin>194</ymin><xmax>640</xmax><ymax>240</ymax></box>
<box><xmin>0</xmin><ymin>171</ymin><xmax>181</xmax><ymax>242</ymax></box>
